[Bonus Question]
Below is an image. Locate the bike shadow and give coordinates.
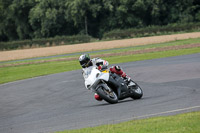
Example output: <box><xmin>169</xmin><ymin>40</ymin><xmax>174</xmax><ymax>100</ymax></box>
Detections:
<box><xmin>85</xmin><ymin>99</ymin><xmax>135</xmax><ymax>107</ymax></box>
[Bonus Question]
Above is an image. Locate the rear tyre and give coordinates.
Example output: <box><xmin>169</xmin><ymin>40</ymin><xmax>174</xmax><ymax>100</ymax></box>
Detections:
<box><xmin>96</xmin><ymin>84</ymin><xmax>118</xmax><ymax>104</ymax></box>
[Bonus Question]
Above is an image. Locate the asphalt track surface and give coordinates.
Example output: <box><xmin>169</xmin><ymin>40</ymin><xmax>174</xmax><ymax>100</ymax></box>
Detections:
<box><xmin>1</xmin><ymin>54</ymin><xmax>200</xmax><ymax>133</ymax></box>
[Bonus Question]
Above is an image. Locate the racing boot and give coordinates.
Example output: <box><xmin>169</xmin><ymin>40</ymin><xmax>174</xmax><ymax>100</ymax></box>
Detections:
<box><xmin>123</xmin><ymin>75</ymin><xmax>131</xmax><ymax>85</ymax></box>
<box><xmin>120</xmin><ymin>69</ymin><xmax>131</xmax><ymax>85</ymax></box>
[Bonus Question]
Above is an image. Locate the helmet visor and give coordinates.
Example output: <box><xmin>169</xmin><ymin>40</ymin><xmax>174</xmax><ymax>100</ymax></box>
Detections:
<box><xmin>80</xmin><ymin>58</ymin><xmax>90</xmax><ymax>68</ymax></box>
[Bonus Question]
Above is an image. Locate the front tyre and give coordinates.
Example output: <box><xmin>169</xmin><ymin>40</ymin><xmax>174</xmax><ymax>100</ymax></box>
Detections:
<box><xmin>96</xmin><ymin>84</ymin><xmax>118</xmax><ymax>104</ymax></box>
<box><xmin>130</xmin><ymin>82</ymin><xmax>143</xmax><ymax>99</ymax></box>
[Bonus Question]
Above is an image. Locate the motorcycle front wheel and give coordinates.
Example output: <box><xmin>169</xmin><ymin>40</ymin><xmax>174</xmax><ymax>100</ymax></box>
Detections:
<box><xmin>96</xmin><ymin>83</ymin><xmax>118</xmax><ymax>104</ymax></box>
<box><xmin>130</xmin><ymin>81</ymin><xmax>143</xmax><ymax>99</ymax></box>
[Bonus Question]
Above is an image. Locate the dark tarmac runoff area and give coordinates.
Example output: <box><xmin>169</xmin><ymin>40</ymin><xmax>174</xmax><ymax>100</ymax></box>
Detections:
<box><xmin>0</xmin><ymin>53</ymin><xmax>200</xmax><ymax>133</ymax></box>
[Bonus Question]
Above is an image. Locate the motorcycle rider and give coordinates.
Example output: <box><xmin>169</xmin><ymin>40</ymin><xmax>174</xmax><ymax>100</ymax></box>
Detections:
<box><xmin>79</xmin><ymin>53</ymin><xmax>130</xmax><ymax>101</ymax></box>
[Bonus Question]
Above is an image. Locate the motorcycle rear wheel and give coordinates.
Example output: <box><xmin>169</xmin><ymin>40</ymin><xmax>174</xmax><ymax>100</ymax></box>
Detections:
<box><xmin>96</xmin><ymin>84</ymin><xmax>118</xmax><ymax>104</ymax></box>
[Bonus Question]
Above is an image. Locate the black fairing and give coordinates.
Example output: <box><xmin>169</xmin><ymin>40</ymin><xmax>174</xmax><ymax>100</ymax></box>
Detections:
<box><xmin>107</xmin><ymin>73</ymin><xmax>129</xmax><ymax>99</ymax></box>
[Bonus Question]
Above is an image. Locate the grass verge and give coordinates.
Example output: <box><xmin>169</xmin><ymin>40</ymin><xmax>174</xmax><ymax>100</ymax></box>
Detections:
<box><xmin>56</xmin><ymin>111</ymin><xmax>200</xmax><ymax>133</ymax></box>
<box><xmin>1</xmin><ymin>37</ymin><xmax>200</xmax><ymax>65</ymax></box>
<box><xmin>1</xmin><ymin>38</ymin><xmax>200</xmax><ymax>84</ymax></box>
<box><xmin>1</xmin><ymin>46</ymin><xmax>200</xmax><ymax>84</ymax></box>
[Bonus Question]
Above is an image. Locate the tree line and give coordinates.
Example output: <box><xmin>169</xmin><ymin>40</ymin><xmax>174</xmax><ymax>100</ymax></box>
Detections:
<box><xmin>0</xmin><ymin>0</ymin><xmax>200</xmax><ymax>42</ymax></box>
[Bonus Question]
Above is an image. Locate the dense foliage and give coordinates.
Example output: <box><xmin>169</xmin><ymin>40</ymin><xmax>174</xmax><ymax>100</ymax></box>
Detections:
<box><xmin>0</xmin><ymin>0</ymin><xmax>200</xmax><ymax>42</ymax></box>
<box><xmin>103</xmin><ymin>22</ymin><xmax>200</xmax><ymax>39</ymax></box>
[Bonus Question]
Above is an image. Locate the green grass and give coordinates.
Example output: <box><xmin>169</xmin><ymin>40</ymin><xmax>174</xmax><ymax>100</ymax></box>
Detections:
<box><xmin>1</xmin><ymin>60</ymin><xmax>79</xmax><ymax>84</ymax></box>
<box><xmin>105</xmin><ymin>47</ymin><xmax>200</xmax><ymax>64</ymax></box>
<box><xmin>56</xmin><ymin>111</ymin><xmax>200</xmax><ymax>133</ymax></box>
<box><xmin>1</xmin><ymin>46</ymin><xmax>200</xmax><ymax>84</ymax></box>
